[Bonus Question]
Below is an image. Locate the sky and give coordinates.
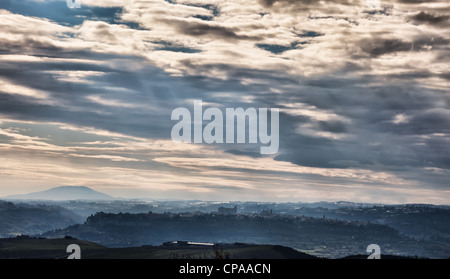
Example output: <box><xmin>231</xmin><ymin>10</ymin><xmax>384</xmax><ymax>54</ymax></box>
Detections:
<box><xmin>0</xmin><ymin>0</ymin><xmax>449</xmax><ymax>204</ymax></box>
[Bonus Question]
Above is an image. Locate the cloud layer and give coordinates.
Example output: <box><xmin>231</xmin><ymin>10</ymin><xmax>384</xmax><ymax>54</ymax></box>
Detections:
<box><xmin>0</xmin><ymin>0</ymin><xmax>448</xmax><ymax>203</ymax></box>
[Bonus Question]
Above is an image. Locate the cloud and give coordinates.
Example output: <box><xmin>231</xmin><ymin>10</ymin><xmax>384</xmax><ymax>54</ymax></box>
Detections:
<box><xmin>0</xmin><ymin>78</ymin><xmax>52</xmax><ymax>101</ymax></box>
<box><xmin>257</xmin><ymin>0</ymin><xmax>356</xmax><ymax>10</ymax></box>
<box><xmin>409</xmin><ymin>11</ymin><xmax>449</xmax><ymax>25</ymax></box>
<box><xmin>0</xmin><ymin>0</ymin><xmax>449</xmax><ymax>203</ymax></box>
<box><xmin>396</xmin><ymin>0</ymin><xmax>440</xmax><ymax>4</ymax></box>
<box><xmin>162</xmin><ymin>18</ymin><xmax>260</xmax><ymax>41</ymax></box>
<box><xmin>358</xmin><ymin>35</ymin><xmax>449</xmax><ymax>57</ymax></box>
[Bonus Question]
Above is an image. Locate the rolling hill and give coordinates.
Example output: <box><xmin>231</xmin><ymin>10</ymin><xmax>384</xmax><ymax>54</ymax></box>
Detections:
<box><xmin>0</xmin><ymin>201</ymin><xmax>84</xmax><ymax>237</ymax></box>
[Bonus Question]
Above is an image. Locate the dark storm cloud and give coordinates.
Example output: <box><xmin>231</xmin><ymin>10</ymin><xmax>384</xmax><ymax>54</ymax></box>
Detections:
<box><xmin>396</xmin><ymin>0</ymin><xmax>440</xmax><ymax>3</ymax></box>
<box><xmin>246</xmin><ymin>62</ymin><xmax>450</xmax><ymax>173</ymax></box>
<box><xmin>274</xmin><ymin>135</ymin><xmax>354</xmax><ymax>169</ymax></box>
<box><xmin>359</xmin><ymin>39</ymin><xmax>413</xmax><ymax>57</ymax></box>
<box><xmin>409</xmin><ymin>12</ymin><xmax>449</xmax><ymax>25</ymax></box>
<box><xmin>162</xmin><ymin>18</ymin><xmax>261</xmax><ymax>41</ymax></box>
<box><xmin>409</xmin><ymin>109</ymin><xmax>450</xmax><ymax>134</ymax></box>
<box><xmin>258</xmin><ymin>0</ymin><xmax>313</xmax><ymax>7</ymax></box>
<box><xmin>318</xmin><ymin>121</ymin><xmax>348</xmax><ymax>133</ymax></box>
<box><xmin>257</xmin><ymin>0</ymin><xmax>357</xmax><ymax>14</ymax></box>
<box><xmin>358</xmin><ymin>36</ymin><xmax>450</xmax><ymax>57</ymax></box>
<box><xmin>258</xmin><ymin>0</ymin><xmax>354</xmax><ymax>8</ymax></box>
<box><xmin>0</xmin><ymin>37</ymin><xmax>60</xmax><ymax>55</ymax></box>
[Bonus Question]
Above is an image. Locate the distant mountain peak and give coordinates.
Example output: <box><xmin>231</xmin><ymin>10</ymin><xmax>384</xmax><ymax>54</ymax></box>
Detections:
<box><xmin>3</xmin><ymin>186</ymin><xmax>115</xmax><ymax>201</ymax></box>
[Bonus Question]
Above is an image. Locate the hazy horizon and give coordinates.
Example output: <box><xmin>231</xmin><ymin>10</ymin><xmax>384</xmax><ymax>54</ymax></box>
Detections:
<box><xmin>1</xmin><ymin>185</ymin><xmax>449</xmax><ymax>206</ymax></box>
<box><xmin>0</xmin><ymin>0</ymin><xmax>449</xmax><ymax>205</ymax></box>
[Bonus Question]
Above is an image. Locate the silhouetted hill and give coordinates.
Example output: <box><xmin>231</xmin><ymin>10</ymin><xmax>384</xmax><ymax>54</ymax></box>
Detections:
<box><xmin>0</xmin><ymin>237</ymin><xmax>105</xmax><ymax>259</ymax></box>
<box><xmin>0</xmin><ymin>201</ymin><xmax>84</xmax><ymax>237</ymax></box>
<box><xmin>340</xmin><ymin>254</ymin><xmax>424</xmax><ymax>259</ymax></box>
<box><xmin>3</xmin><ymin>186</ymin><xmax>114</xmax><ymax>201</ymax></box>
<box><xmin>0</xmin><ymin>237</ymin><xmax>317</xmax><ymax>259</ymax></box>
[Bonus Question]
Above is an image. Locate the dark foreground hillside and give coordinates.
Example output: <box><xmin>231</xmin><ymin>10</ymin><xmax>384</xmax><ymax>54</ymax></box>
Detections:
<box><xmin>0</xmin><ymin>237</ymin><xmax>316</xmax><ymax>259</ymax></box>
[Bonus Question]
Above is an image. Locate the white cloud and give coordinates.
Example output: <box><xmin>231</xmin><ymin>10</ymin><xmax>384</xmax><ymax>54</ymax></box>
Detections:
<box><xmin>391</xmin><ymin>113</ymin><xmax>411</xmax><ymax>124</ymax></box>
<box><xmin>280</xmin><ymin>102</ymin><xmax>350</xmax><ymax>122</ymax></box>
<box><xmin>0</xmin><ymin>78</ymin><xmax>50</xmax><ymax>100</ymax></box>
